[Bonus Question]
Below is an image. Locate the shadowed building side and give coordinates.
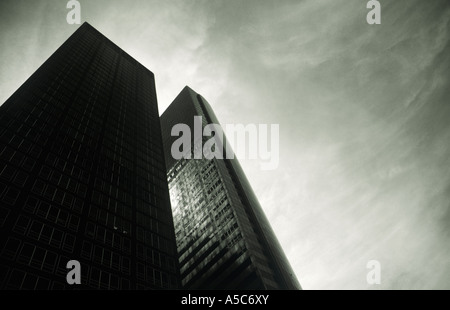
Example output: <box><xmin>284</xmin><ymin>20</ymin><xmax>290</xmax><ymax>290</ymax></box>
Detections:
<box><xmin>0</xmin><ymin>22</ymin><xmax>180</xmax><ymax>289</ymax></box>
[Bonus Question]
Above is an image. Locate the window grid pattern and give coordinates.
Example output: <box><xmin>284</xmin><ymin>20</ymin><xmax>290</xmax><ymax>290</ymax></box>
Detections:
<box><xmin>0</xmin><ymin>23</ymin><xmax>179</xmax><ymax>290</ymax></box>
<box><xmin>168</xmin><ymin>157</ymin><xmax>246</xmax><ymax>288</ymax></box>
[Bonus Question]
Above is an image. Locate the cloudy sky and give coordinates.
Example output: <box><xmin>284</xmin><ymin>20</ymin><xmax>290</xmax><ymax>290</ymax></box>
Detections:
<box><xmin>1</xmin><ymin>0</ymin><xmax>449</xmax><ymax>289</ymax></box>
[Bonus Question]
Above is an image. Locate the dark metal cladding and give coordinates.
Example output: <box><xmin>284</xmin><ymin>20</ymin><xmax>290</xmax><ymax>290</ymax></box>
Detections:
<box><xmin>0</xmin><ymin>22</ymin><xmax>180</xmax><ymax>290</ymax></box>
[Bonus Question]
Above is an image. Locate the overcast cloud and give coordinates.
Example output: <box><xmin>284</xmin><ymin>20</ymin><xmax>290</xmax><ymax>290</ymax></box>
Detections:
<box><xmin>1</xmin><ymin>0</ymin><xmax>449</xmax><ymax>289</ymax></box>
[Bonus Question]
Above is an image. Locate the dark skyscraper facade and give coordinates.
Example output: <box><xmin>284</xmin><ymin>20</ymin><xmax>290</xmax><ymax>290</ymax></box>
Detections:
<box><xmin>0</xmin><ymin>23</ymin><xmax>180</xmax><ymax>289</ymax></box>
<box><xmin>161</xmin><ymin>86</ymin><xmax>301</xmax><ymax>290</ymax></box>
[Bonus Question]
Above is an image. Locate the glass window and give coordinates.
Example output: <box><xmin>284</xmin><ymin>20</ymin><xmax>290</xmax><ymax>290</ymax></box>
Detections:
<box><xmin>105</xmin><ymin>230</ymin><xmax>113</xmax><ymax>246</ymax></box>
<box><xmin>36</xmin><ymin>202</ymin><xmax>51</xmax><ymax>219</ymax></box>
<box><xmin>93</xmin><ymin>246</ymin><xmax>102</xmax><ymax>264</ymax></box>
<box><xmin>17</xmin><ymin>242</ymin><xmax>35</xmax><ymax>265</ymax></box>
<box><xmin>13</xmin><ymin>215</ymin><xmax>30</xmax><ymax>235</ymax></box>
<box><xmin>122</xmin><ymin>238</ymin><xmax>131</xmax><ymax>254</ymax></box>
<box><xmin>103</xmin><ymin>249</ymin><xmax>112</xmax><ymax>267</ymax></box>
<box><xmin>2</xmin><ymin>237</ymin><xmax>22</xmax><ymax>261</ymax></box>
<box><xmin>121</xmin><ymin>257</ymin><xmax>130</xmax><ymax>275</ymax></box>
<box><xmin>100</xmin><ymin>271</ymin><xmax>110</xmax><ymax>289</ymax></box>
<box><xmin>35</xmin><ymin>277</ymin><xmax>51</xmax><ymax>290</ymax></box>
<box><xmin>68</xmin><ymin>214</ymin><xmax>80</xmax><ymax>231</ymax></box>
<box><xmin>112</xmin><ymin>233</ymin><xmax>121</xmax><ymax>249</ymax></box>
<box><xmin>62</xmin><ymin>193</ymin><xmax>74</xmax><ymax>209</ymax></box>
<box><xmin>2</xmin><ymin>187</ymin><xmax>20</xmax><ymax>206</ymax></box>
<box><xmin>51</xmin><ymin>281</ymin><xmax>65</xmax><ymax>290</ymax></box>
<box><xmin>28</xmin><ymin>220</ymin><xmax>44</xmax><ymax>240</ymax></box>
<box><xmin>111</xmin><ymin>252</ymin><xmax>120</xmax><ymax>270</ymax></box>
<box><xmin>52</xmin><ymin>188</ymin><xmax>64</xmax><ymax>205</ymax></box>
<box><xmin>72</xmin><ymin>197</ymin><xmax>84</xmax><ymax>214</ymax></box>
<box><xmin>7</xmin><ymin>269</ymin><xmax>26</xmax><ymax>289</ymax></box>
<box><xmin>56</xmin><ymin>209</ymin><xmax>68</xmax><ymax>227</ymax></box>
<box><xmin>98</xmin><ymin>209</ymin><xmax>107</xmax><ymax>225</ymax></box>
<box><xmin>10</xmin><ymin>151</ymin><xmax>25</xmax><ymax>167</ymax></box>
<box><xmin>12</xmin><ymin>171</ymin><xmax>28</xmax><ymax>188</ymax></box>
<box><xmin>50</xmin><ymin>228</ymin><xmax>64</xmax><ymax>248</ymax></box>
<box><xmin>0</xmin><ymin>205</ymin><xmax>10</xmax><ymax>227</ymax></box>
<box><xmin>63</xmin><ymin>234</ymin><xmax>75</xmax><ymax>253</ymax></box>
<box><xmin>110</xmin><ymin>274</ymin><xmax>119</xmax><ymax>289</ymax></box>
<box><xmin>89</xmin><ymin>267</ymin><xmax>100</xmax><ymax>288</ymax></box>
<box><xmin>21</xmin><ymin>273</ymin><xmax>39</xmax><ymax>289</ymax></box>
<box><xmin>45</xmin><ymin>152</ymin><xmax>57</xmax><ymax>166</ymax></box>
<box><xmin>42</xmin><ymin>250</ymin><xmax>58</xmax><ymax>273</ymax></box>
<box><xmin>81</xmin><ymin>241</ymin><xmax>93</xmax><ymax>259</ymax></box>
<box><xmin>43</xmin><ymin>185</ymin><xmax>56</xmax><ymax>201</ymax></box>
<box><xmin>96</xmin><ymin>226</ymin><xmax>106</xmax><ymax>243</ymax></box>
<box><xmin>30</xmin><ymin>247</ymin><xmax>46</xmax><ymax>269</ymax></box>
<box><xmin>85</xmin><ymin>221</ymin><xmax>95</xmax><ymax>238</ymax></box>
<box><xmin>47</xmin><ymin>205</ymin><xmax>59</xmax><ymax>222</ymax></box>
<box><xmin>22</xmin><ymin>157</ymin><xmax>36</xmax><ymax>172</ymax></box>
<box><xmin>121</xmin><ymin>278</ymin><xmax>130</xmax><ymax>290</ymax></box>
<box><xmin>39</xmin><ymin>225</ymin><xmax>53</xmax><ymax>244</ymax></box>
<box><xmin>136</xmin><ymin>263</ymin><xmax>145</xmax><ymax>281</ymax></box>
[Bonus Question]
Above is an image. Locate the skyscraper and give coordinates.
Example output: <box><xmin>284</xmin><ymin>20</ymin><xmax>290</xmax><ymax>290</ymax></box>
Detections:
<box><xmin>161</xmin><ymin>86</ymin><xmax>301</xmax><ymax>290</ymax></box>
<box><xmin>0</xmin><ymin>23</ymin><xmax>180</xmax><ymax>289</ymax></box>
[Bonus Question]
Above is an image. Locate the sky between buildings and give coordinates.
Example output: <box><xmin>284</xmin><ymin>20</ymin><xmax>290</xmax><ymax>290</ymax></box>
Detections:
<box><xmin>1</xmin><ymin>0</ymin><xmax>449</xmax><ymax>289</ymax></box>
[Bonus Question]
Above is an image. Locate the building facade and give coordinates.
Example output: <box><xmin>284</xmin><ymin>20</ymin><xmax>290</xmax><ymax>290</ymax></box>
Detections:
<box><xmin>161</xmin><ymin>86</ymin><xmax>301</xmax><ymax>290</ymax></box>
<box><xmin>0</xmin><ymin>23</ymin><xmax>180</xmax><ymax>289</ymax></box>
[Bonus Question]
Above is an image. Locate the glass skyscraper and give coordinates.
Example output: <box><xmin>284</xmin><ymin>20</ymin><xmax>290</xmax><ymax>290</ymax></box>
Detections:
<box><xmin>0</xmin><ymin>23</ymin><xmax>180</xmax><ymax>289</ymax></box>
<box><xmin>161</xmin><ymin>86</ymin><xmax>301</xmax><ymax>290</ymax></box>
